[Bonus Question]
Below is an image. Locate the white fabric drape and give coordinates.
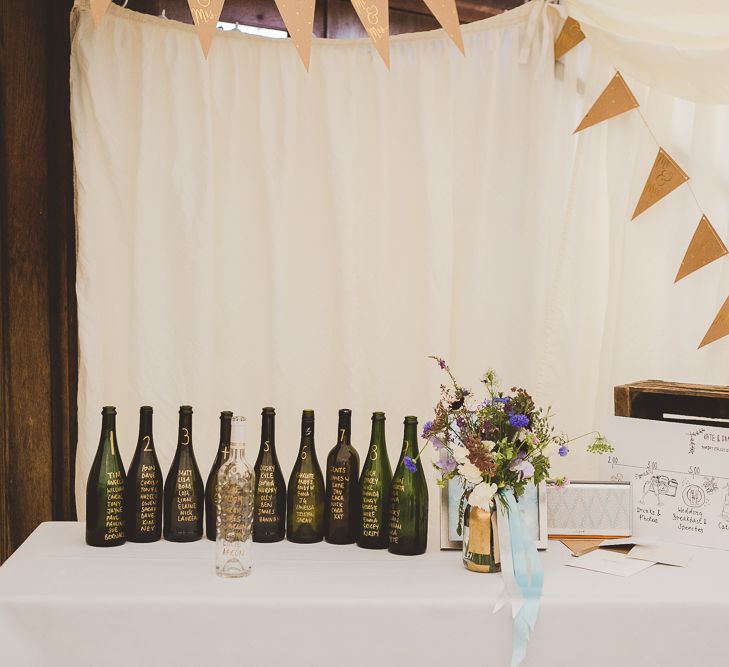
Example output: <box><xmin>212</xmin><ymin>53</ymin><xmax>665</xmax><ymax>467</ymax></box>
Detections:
<box><xmin>566</xmin><ymin>0</ymin><xmax>729</xmax><ymax>103</ymax></box>
<box><xmin>71</xmin><ymin>0</ymin><xmax>729</xmax><ymax>541</ymax></box>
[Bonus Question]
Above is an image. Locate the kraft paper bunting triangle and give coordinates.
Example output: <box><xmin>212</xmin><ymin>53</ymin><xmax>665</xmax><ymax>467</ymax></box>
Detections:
<box><xmin>273</xmin><ymin>0</ymin><xmax>317</xmax><ymax>69</ymax></box>
<box><xmin>422</xmin><ymin>0</ymin><xmax>464</xmax><ymax>55</ymax></box>
<box><xmin>351</xmin><ymin>0</ymin><xmax>390</xmax><ymax>67</ymax></box>
<box><xmin>187</xmin><ymin>0</ymin><xmax>226</xmax><ymax>58</ymax></box>
<box><xmin>574</xmin><ymin>72</ymin><xmax>639</xmax><ymax>133</ymax></box>
<box><xmin>675</xmin><ymin>216</ymin><xmax>728</xmax><ymax>282</ymax></box>
<box><xmin>631</xmin><ymin>148</ymin><xmax>689</xmax><ymax>220</ymax></box>
<box><xmin>90</xmin><ymin>0</ymin><xmax>113</xmax><ymax>25</ymax></box>
<box><xmin>699</xmin><ymin>296</ymin><xmax>729</xmax><ymax>348</ymax></box>
<box><xmin>554</xmin><ymin>17</ymin><xmax>585</xmax><ymax>60</ymax></box>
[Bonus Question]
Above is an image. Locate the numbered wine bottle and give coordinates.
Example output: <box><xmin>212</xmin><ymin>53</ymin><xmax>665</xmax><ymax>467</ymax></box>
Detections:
<box><xmin>86</xmin><ymin>406</ymin><xmax>126</xmax><ymax>547</ymax></box>
<box><xmin>388</xmin><ymin>416</ymin><xmax>428</xmax><ymax>556</ymax></box>
<box><xmin>253</xmin><ymin>407</ymin><xmax>287</xmax><ymax>543</ymax></box>
<box><xmin>324</xmin><ymin>409</ymin><xmax>360</xmax><ymax>544</ymax></box>
<box><xmin>125</xmin><ymin>406</ymin><xmax>163</xmax><ymax>542</ymax></box>
<box><xmin>205</xmin><ymin>411</ymin><xmax>233</xmax><ymax>541</ymax></box>
<box><xmin>357</xmin><ymin>411</ymin><xmax>392</xmax><ymax>549</ymax></box>
<box><xmin>287</xmin><ymin>410</ymin><xmax>325</xmax><ymax>543</ymax></box>
<box><xmin>163</xmin><ymin>405</ymin><xmax>204</xmax><ymax>542</ymax></box>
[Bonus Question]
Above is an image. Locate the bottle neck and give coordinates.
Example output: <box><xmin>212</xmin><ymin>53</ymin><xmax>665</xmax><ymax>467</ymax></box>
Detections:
<box><xmin>337</xmin><ymin>412</ymin><xmax>352</xmax><ymax>447</ymax></box>
<box><xmin>218</xmin><ymin>415</ymin><xmax>232</xmax><ymax>452</ymax></box>
<box><xmin>261</xmin><ymin>412</ymin><xmax>275</xmax><ymax>450</ymax></box>
<box><xmin>300</xmin><ymin>419</ymin><xmax>315</xmax><ymax>449</ymax></box>
<box><xmin>138</xmin><ymin>411</ymin><xmax>152</xmax><ymax>441</ymax></box>
<box><xmin>101</xmin><ymin>413</ymin><xmax>116</xmax><ymax>435</ymax></box>
<box><xmin>401</xmin><ymin>422</ymin><xmax>418</xmax><ymax>458</ymax></box>
<box><xmin>228</xmin><ymin>443</ymin><xmax>247</xmax><ymax>461</ymax></box>
<box><xmin>177</xmin><ymin>413</ymin><xmax>193</xmax><ymax>448</ymax></box>
<box><xmin>370</xmin><ymin>419</ymin><xmax>385</xmax><ymax>448</ymax></box>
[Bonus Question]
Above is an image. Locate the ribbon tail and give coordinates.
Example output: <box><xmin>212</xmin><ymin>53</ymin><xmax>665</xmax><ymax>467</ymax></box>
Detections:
<box><xmin>503</xmin><ymin>489</ymin><xmax>544</xmax><ymax>667</ymax></box>
<box><xmin>494</xmin><ymin>495</ymin><xmax>524</xmax><ymax>617</ymax></box>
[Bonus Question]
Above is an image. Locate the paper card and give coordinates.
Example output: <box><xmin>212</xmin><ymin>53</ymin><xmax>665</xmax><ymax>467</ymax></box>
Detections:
<box><xmin>601</xmin><ymin>416</ymin><xmax>729</xmax><ymax>551</ymax></box>
<box><xmin>627</xmin><ymin>544</ymin><xmax>691</xmax><ymax>567</ymax></box>
<box><xmin>564</xmin><ymin>549</ymin><xmax>655</xmax><ymax>577</ymax></box>
<box><xmin>561</xmin><ymin>539</ymin><xmax>603</xmax><ymax>557</ymax></box>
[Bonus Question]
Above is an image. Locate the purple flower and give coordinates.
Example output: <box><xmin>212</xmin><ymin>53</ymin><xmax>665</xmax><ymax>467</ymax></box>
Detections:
<box><xmin>421</xmin><ymin>421</ymin><xmax>434</xmax><ymax>438</ymax></box>
<box><xmin>456</xmin><ymin>416</ymin><xmax>467</xmax><ymax>429</ymax></box>
<box><xmin>430</xmin><ymin>435</ymin><xmax>446</xmax><ymax>451</ymax></box>
<box><xmin>438</xmin><ymin>358</ymin><xmax>446</xmax><ymax>369</ymax></box>
<box><xmin>508</xmin><ymin>413</ymin><xmax>530</xmax><ymax>429</ymax></box>
<box><xmin>510</xmin><ymin>459</ymin><xmax>534</xmax><ymax>480</ymax></box>
<box><xmin>435</xmin><ymin>451</ymin><xmax>457</xmax><ymax>473</ymax></box>
<box><xmin>558</xmin><ymin>444</ymin><xmax>569</xmax><ymax>457</ymax></box>
<box><xmin>492</xmin><ymin>397</ymin><xmax>509</xmax><ymax>405</ymax></box>
<box><xmin>404</xmin><ymin>456</ymin><xmax>417</xmax><ymax>473</ymax></box>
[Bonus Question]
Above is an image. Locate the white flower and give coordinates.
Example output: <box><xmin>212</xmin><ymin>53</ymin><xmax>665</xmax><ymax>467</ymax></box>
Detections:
<box><xmin>481</xmin><ymin>440</ymin><xmax>496</xmax><ymax>452</ymax></box>
<box><xmin>452</xmin><ymin>446</ymin><xmax>469</xmax><ymax>465</ymax></box>
<box><xmin>458</xmin><ymin>461</ymin><xmax>484</xmax><ymax>485</ymax></box>
<box><xmin>469</xmin><ymin>482</ymin><xmax>498</xmax><ymax>510</ymax></box>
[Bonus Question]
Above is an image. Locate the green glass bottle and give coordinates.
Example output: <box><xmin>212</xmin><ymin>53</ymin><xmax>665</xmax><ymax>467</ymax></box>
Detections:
<box><xmin>163</xmin><ymin>405</ymin><xmax>204</xmax><ymax>542</ymax></box>
<box><xmin>357</xmin><ymin>411</ymin><xmax>392</xmax><ymax>549</ymax></box>
<box><xmin>388</xmin><ymin>416</ymin><xmax>428</xmax><ymax>556</ymax></box>
<box><xmin>125</xmin><ymin>406</ymin><xmax>163</xmax><ymax>542</ymax></box>
<box><xmin>205</xmin><ymin>411</ymin><xmax>233</xmax><ymax>541</ymax></box>
<box><xmin>253</xmin><ymin>407</ymin><xmax>287</xmax><ymax>543</ymax></box>
<box><xmin>287</xmin><ymin>410</ymin><xmax>325</xmax><ymax>543</ymax></box>
<box><xmin>324</xmin><ymin>409</ymin><xmax>360</xmax><ymax>544</ymax></box>
<box><xmin>86</xmin><ymin>406</ymin><xmax>126</xmax><ymax>547</ymax></box>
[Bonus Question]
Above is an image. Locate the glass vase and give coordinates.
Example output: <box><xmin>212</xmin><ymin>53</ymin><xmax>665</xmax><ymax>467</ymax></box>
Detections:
<box><xmin>462</xmin><ymin>497</ymin><xmax>501</xmax><ymax>573</ymax></box>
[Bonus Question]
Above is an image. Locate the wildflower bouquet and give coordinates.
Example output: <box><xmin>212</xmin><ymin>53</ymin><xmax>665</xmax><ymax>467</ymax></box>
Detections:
<box><xmin>418</xmin><ymin>357</ymin><xmax>610</xmax><ymax>526</ymax></box>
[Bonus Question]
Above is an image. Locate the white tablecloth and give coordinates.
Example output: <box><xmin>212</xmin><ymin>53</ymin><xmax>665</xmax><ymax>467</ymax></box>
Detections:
<box><xmin>1</xmin><ymin>523</ymin><xmax>727</xmax><ymax>667</ymax></box>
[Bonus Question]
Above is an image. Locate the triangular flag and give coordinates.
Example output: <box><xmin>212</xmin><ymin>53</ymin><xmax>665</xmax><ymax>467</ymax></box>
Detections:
<box><xmin>273</xmin><ymin>0</ymin><xmax>317</xmax><ymax>70</ymax></box>
<box><xmin>574</xmin><ymin>72</ymin><xmax>639</xmax><ymax>133</ymax></box>
<box><xmin>421</xmin><ymin>0</ymin><xmax>464</xmax><ymax>55</ymax></box>
<box><xmin>90</xmin><ymin>0</ymin><xmax>113</xmax><ymax>25</ymax></box>
<box><xmin>187</xmin><ymin>0</ymin><xmax>226</xmax><ymax>58</ymax></box>
<box><xmin>632</xmin><ymin>148</ymin><xmax>689</xmax><ymax>220</ymax></box>
<box><xmin>675</xmin><ymin>216</ymin><xmax>728</xmax><ymax>282</ymax></box>
<box><xmin>351</xmin><ymin>0</ymin><xmax>390</xmax><ymax>68</ymax></box>
<box><xmin>554</xmin><ymin>16</ymin><xmax>585</xmax><ymax>60</ymax></box>
<box><xmin>699</xmin><ymin>296</ymin><xmax>729</xmax><ymax>348</ymax></box>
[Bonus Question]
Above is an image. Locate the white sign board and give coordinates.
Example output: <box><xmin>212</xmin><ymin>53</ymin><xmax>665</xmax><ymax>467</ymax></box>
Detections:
<box><xmin>601</xmin><ymin>416</ymin><xmax>729</xmax><ymax>550</ymax></box>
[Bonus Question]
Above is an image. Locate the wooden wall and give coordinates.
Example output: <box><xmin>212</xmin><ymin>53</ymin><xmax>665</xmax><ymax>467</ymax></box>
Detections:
<box><xmin>0</xmin><ymin>0</ymin><xmax>77</xmax><ymax>563</ymax></box>
<box><xmin>0</xmin><ymin>0</ymin><xmax>519</xmax><ymax>563</ymax></box>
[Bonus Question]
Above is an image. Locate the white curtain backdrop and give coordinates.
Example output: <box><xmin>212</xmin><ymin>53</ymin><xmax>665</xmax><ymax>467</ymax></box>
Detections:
<box><xmin>70</xmin><ymin>0</ymin><xmax>729</xmax><ymax>542</ymax></box>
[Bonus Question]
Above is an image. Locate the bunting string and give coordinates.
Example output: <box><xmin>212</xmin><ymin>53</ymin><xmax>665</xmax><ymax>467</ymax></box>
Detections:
<box><xmin>559</xmin><ymin>18</ymin><xmax>729</xmax><ymax>348</ymax></box>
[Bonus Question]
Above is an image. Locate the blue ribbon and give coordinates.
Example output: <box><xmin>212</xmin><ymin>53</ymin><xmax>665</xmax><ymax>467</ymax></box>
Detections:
<box><xmin>503</xmin><ymin>489</ymin><xmax>544</xmax><ymax>667</ymax></box>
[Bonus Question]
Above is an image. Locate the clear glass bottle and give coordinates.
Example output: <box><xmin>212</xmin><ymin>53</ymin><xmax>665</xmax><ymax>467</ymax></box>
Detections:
<box><xmin>216</xmin><ymin>416</ymin><xmax>255</xmax><ymax>578</ymax></box>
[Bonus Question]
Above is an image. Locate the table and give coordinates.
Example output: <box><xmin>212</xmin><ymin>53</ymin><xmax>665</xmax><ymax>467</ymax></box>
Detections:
<box><xmin>0</xmin><ymin>522</ymin><xmax>727</xmax><ymax>666</ymax></box>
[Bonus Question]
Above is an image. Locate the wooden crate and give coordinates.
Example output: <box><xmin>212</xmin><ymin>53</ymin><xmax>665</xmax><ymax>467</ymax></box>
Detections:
<box><xmin>614</xmin><ymin>380</ymin><xmax>729</xmax><ymax>426</ymax></box>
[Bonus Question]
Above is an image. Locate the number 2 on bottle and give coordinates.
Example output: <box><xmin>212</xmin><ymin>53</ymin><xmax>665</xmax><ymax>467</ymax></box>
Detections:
<box><xmin>143</xmin><ymin>436</ymin><xmax>152</xmax><ymax>452</ymax></box>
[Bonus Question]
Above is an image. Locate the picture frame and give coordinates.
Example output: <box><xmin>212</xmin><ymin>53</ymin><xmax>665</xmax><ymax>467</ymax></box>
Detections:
<box><xmin>440</xmin><ymin>478</ymin><xmax>548</xmax><ymax>550</ymax></box>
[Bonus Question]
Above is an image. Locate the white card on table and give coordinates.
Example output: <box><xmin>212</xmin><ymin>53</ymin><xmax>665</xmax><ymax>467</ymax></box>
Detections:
<box><xmin>626</xmin><ymin>544</ymin><xmax>691</xmax><ymax>567</ymax></box>
<box><xmin>601</xmin><ymin>416</ymin><xmax>729</xmax><ymax>551</ymax></box>
<box><xmin>564</xmin><ymin>549</ymin><xmax>655</xmax><ymax>577</ymax></box>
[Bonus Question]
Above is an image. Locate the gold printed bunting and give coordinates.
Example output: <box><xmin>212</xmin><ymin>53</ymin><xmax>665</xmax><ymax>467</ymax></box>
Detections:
<box><xmin>554</xmin><ymin>16</ymin><xmax>585</xmax><ymax>60</ymax></box>
<box><xmin>631</xmin><ymin>148</ymin><xmax>689</xmax><ymax>220</ymax></box>
<box><xmin>422</xmin><ymin>0</ymin><xmax>464</xmax><ymax>55</ymax></box>
<box><xmin>351</xmin><ymin>0</ymin><xmax>390</xmax><ymax>68</ymax></box>
<box><xmin>675</xmin><ymin>216</ymin><xmax>728</xmax><ymax>282</ymax></box>
<box><xmin>187</xmin><ymin>0</ymin><xmax>226</xmax><ymax>58</ymax></box>
<box><xmin>699</xmin><ymin>296</ymin><xmax>729</xmax><ymax>348</ymax></box>
<box><xmin>90</xmin><ymin>0</ymin><xmax>113</xmax><ymax>25</ymax></box>
<box><xmin>273</xmin><ymin>0</ymin><xmax>317</xmax><ymax>70</ymax></box>
<box><xmin>574</xmin><ymin>72</ymin><xmax>639</xmax><ymax>133</ymax></box>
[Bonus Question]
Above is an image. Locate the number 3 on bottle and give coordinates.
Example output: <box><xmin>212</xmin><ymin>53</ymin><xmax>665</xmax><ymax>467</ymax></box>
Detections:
<box><xmin>182</xmin><ymin>428</ymin><xmax>190</xmax><ymax>445</ymax></box>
